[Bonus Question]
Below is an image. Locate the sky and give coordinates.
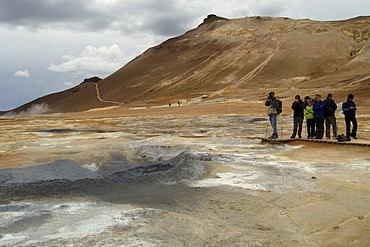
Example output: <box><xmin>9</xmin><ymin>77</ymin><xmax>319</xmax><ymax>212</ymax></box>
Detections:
<box><xmin>0</xmin><ymin>0</ymin><xmax>369</xmax><ymax>110</ymax></box>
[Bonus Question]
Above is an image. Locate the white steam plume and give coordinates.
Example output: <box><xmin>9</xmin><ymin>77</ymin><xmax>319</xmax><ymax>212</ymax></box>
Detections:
<box><xmin>5</xmin><ymin>103</ymin><xmax>51</xmax><ymax>116</ymax></box>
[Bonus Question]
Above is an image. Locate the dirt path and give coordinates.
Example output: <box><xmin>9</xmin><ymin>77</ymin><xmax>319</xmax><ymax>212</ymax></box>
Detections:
<box><xmin>346</xmin><ymin>75</ymin><xmax>370</xmax><ymax>87</ymax></box>
<box><xmin>95</xmin><ymin>83</ymin><xmax>122</xmax><ymax>105</ymax></box>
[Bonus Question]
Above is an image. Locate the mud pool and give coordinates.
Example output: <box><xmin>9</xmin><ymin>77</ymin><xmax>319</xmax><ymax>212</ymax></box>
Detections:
<box><xmin>0</xmin><ymin>114</ymin><xmax>370</xmax><ymax>246</ymax></box>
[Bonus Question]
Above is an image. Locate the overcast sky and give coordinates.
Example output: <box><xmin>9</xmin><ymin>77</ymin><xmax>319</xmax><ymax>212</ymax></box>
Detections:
<box><xmin>0</xmin><ymin>0</ymin><xmax>369</xmax><ymax>110</ymax></box>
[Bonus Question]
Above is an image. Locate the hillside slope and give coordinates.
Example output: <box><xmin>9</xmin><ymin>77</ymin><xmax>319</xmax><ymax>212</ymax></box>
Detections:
<box><xmin>8</xmin><ymin>15</ymin><xmax>370</xmax><ymax>114</ymax></box>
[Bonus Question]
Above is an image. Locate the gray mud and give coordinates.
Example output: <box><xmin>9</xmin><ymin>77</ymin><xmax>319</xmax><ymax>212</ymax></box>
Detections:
<box><xmin>0</xmin><ymin>150</ymin><xmax>209</xmax><ymax>203</ymax></box>
<box><xmin>1</xmin><ymin>115</ymin><xmax>370</xmax><ymax>246</ymax></box>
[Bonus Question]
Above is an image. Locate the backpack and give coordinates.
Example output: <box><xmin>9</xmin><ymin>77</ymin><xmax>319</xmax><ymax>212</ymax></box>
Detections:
<box><xmin>276</xmin><ymin>99</ymin><xmax>282</xmax><ymax>115</ymax></box>
<box><xmin>337</xmin><ymin>134</ymin><xmax>349</xmax><ymax>142</ymax></box>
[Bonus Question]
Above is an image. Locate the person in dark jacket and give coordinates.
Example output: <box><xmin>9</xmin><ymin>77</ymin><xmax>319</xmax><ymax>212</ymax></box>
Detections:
<box><xmin>342</xmin><ymin>93</ymin><xmax>357</xmax><ymax>140</ymax></box>
<box><xmin>290</xmin><ymin>95</ymin><xmax>305</xmax><ymax>138</ymax></box>
<box><xmin>324</xmin><ymin>93</ymin><xmax>338</xmax><ymax>139</ymax></box>
<box><xmin>313</xmin><ymin>94</ymin><xmax>325</xmax><ymax>139</ymax></box>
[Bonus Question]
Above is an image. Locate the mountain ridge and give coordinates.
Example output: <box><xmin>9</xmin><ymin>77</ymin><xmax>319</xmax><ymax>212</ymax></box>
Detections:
<box><xmin>5</xmin><ymin>15</ymin><xmax>370</xmax><ymax>114</ymax></box>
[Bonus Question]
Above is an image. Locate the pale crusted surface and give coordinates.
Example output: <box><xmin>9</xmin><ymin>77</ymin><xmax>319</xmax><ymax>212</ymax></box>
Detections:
<box><xmin>0</xmin><ymin>112</ymin><xmax>369</xmax><ymax>246</ymax></box>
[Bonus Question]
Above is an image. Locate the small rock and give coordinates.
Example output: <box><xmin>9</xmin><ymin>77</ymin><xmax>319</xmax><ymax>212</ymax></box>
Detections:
<box><xmin>358</xmin><ymin>216</ymin><xmax>364</xmax><ymax>220</ymax></box>
<box><xmin>333</xmin><ymin>225</ymin><xmax>340</xmax><ymax>229</ymax></box>
<box><xmin>311</xmin><ymin>176</ymin><xmax>317</xmax><ymax>179</ymax></box>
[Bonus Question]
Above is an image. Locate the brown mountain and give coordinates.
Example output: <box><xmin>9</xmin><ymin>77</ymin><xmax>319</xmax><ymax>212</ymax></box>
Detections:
<box><xmin>7</xmin><ymin>15</ymin><xmax>370</xmax><ymax>114</ymax></box>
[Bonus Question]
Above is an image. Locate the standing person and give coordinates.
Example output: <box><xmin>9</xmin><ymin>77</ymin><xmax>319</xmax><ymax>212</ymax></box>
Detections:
<box><xmin>305</xmin><ymin>99</ymin><xmax>315</xmax><ymax>139</ymax></box>
<box><xmin>342</xmin><ymin>93</ymin><xmax>357</xmax><ymax>140</ymax></box>
<box><xmin>313</xmin><ymin>94</ymin><xmax>325</xmax><ymax>139</ymax></box>
<box><xmin>290</xmin><ymin>95</ymin><xmax>305</xmax><ymax>138</ymax></box>
<box><xmin>324</xmin><ymin>93</ymin><xmax>338</xmax><ymax>139</ymax></box>
<box><xmin>265</xmin><ymin>92</ymin><xmax>279</xmax><ymax>139</ymax></box>
<box><xmin>304</xmin><ymin>96</ymin><xmax>311</xmax><ymax>107</ymax></box>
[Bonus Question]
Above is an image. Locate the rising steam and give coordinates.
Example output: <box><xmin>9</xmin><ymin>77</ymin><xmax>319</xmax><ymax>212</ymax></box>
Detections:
<box><xmin>5</xmin><ymin>103</ymin><xmax>51</xmax><ymax>116</ymax></box>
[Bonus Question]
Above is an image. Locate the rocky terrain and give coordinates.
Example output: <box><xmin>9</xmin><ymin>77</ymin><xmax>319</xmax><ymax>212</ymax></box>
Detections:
<box><xmin>5</xmin><ymin>15</ymin><xmax>370</xmax><ymax>114</ymax></box>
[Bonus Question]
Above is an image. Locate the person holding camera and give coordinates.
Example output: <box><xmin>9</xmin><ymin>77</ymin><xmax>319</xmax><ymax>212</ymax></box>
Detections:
<box><xmin>342</xmin><ymin>93</ymin><xmax>357</xmax><ymax>140</ymax></box>
<box><xmin>265</xmin><ymin>92</ymin><xmax>280</xmax><ymax>139</ymax></box>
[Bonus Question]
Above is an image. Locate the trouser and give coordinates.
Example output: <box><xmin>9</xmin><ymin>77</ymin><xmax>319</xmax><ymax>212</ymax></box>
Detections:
<box><xmin>345</xmin><ymin>115</ymin><xmax>357</xmax><ymax>139</ymax></box>
<box><xmin>325</xmin><ymin>115</ymin><xmax>337</xmax><ymax>138</ymax></box>
<box><xmin>314</xmin><ymin>117</ymin><xmax>324</xmax><ymax>139</ymax></box>
<box><xmin>306</xmin><ymin>119</ymin><xmax>315</xmax><ymax>138</ymax></box>
<box><xmin>269</xmin><ymin>114</ymin><xmax>278</xmax><ymax>137</ymax></box>
<box><xmin>292</xmin><ymin>116</ymin><xmax>303</xmax><ymax>137</ymax></box>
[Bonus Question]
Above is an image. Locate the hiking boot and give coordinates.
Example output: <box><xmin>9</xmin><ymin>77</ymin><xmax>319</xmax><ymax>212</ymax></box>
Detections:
<box><xmin>350</xmin><ymin>133</ymin><xmax>357</xmax><ymax>139</ymax></box>
<box><xmin>290</xmin><ymin>136</ymin><xmax>295</xmax><ymax>139</ymax></box>
<box><xmin>268</xmin><ymin>135</ymin><xmax>278</xmax><ymax>139</ymax></box>
<box><xmin>298</xmin><ymin>136</ymin><xmax>302</xmax><ymax>139</ymax></box>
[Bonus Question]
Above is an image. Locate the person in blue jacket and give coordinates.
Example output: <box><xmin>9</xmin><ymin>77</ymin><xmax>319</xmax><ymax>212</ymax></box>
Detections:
<box><xmin>342</xmin><ymin>93</ymin><xmax>357</xmax><ymax>140</ymax></box>
<box><xmin>313</xmin><ymin>94</ymin><xmax>325</xmax><ymax>139</ymax></box>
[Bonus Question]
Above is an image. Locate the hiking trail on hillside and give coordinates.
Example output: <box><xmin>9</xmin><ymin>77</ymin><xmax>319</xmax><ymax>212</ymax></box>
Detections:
<box><xmin>95</xmin><ymin>83</ymin><xmax>122</xmax><ymax>105</ymax></box>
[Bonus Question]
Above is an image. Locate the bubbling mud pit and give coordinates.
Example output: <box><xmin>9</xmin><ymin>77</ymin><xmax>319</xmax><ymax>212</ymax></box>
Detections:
<box><xmin>0</xmin><ymin>115</ymin><xmax>370</xmax><ymax>246</ymax></box>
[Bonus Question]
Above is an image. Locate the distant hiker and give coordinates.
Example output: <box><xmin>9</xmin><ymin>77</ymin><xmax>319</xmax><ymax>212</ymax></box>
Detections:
<box><xmin>342</xmin><ymin>93</ymin><xmax>357</xmax><ymax>140</ymax></box>
<box><xmin>324</xmin><ymin>93</ymin><xmax>338</xmax><ymax>139</ymax></box>
<box><xmin>265</xmin><ymin>92</ymin><xmax>280</xmax><ymax>139</ymax></box>
<box><xmin>169</xmin><ymin>102</ymin><xmax>171</xmax><ymax>107</ymax></box>
<box><xmin>305</xmin><ymin>99</ymin><xmax>315</xmax><ymax>139</ymax></box>
<box><xmin>313</xmin><ymin>94</ymin><xmax>325</xmax><ymax>139</ymax></box>
<box><xmin>290</xmin><ymin>95</ymin><xmax>305</xmax><ymax>138</ymax></box>
<box><xmin>178</xmin><ymin>101</ymin><xmax>181</xmax><ymax>107</ymax></box>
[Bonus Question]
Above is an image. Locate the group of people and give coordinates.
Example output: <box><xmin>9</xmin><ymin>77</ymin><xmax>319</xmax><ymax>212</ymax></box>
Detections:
<box><xmin>265</xmin><ymin>92</ymin><xmax>358</xmax><ymax>141</ymax></box>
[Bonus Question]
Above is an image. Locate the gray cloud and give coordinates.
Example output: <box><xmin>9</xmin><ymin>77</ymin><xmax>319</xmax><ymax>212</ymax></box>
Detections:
<box><xmin>256</xmin><ymin>3</ymin><xmax>285</xmax><ymax>17</ymax></box>
<box><xmin>1</xmin><ymin>0</ymin><xmax>369</xmax><ymax>111</ymax></box>
<box><xmin>0</xmin><ymin>0</ymin><xmax>195</xmax><ymax>36</ymax></box>
<box><xmin>0</xmin><ymin>0</ymin><xmax>104</xmax><ymax>29</ymax></box>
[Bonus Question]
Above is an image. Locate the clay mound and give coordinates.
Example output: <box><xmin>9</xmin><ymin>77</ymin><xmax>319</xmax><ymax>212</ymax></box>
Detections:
<box><xmin>0</xmin><ymin>160</ymin><xmax>102</xmax><ymax>186</ymax></box>
<box><xmin>6</xmin><ymin>15</ymin><xmax>370</xmax><ymax>114</ymax></box>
